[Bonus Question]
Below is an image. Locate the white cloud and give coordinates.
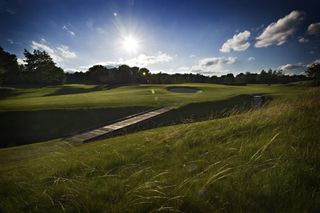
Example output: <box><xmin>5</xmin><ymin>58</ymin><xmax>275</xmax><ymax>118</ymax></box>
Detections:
<box><xmin>307</xmin><ymin>22</ymin><xmax>320</xmax><ymax>35</ymax></box>
<box><xmin>7</xmin><ymin>39</ymin><xmax>14</xmax><ymax>44</ymax></box>
<box><xmin>161</xmin><ymin>66</ymin><xmax>191</xmax><ymax>74</ymax></box>
<box><xmin>298</xmin><ymin>37</ymin><xmax>309</xmax><ymax>43</ymax></box>
<box><xmin>255</xmin><ymin>10</ymin><xmax>304</xmax><ymax>48</ymax></box>
<box><xmin>279</xmin><ymin>63</ymin><xmax>306</xmax><ymax>74</ymax></box>
<box><xmin>126</xmin><ymin>53</ymin><xmax>172</xmax><ymax>67</ymax></box>
<box><xmin>248</xmin><ymin>57</ymin><xmax>255</xmax><ymax>61</ymax></box>
<box><xmin>56</xmin><ymin>45</ymin><xmax>77</xmax><ymax>58</ymax></box>
<box><xmin>190</xmin><ymin>56</ymin><xmax>237</xmax><ymax>75</ymax></box>
<box><xmin>177</xmin><ymin>66</ymin><xmax>190</xmax><ymax>72</ymax></box>
<box><xmin>62</xmin><ymin>25</ymin><xmax>75</xmax><ymax>36</ymax></box>
<box><xmin>312</xmin><ymin>58</ymin><xmax>320</xmax><ymax>64</ymax></box>
<box><xmin>198</xmin><ymin>57</ymin><xmax>237</xmax><ymax>67</ymax></box>
<box><xmin>280</xmin><ymin>59</ymin><xmax>320</xmax><ymax>75</ymax></box>
<box><xmin>31</xmin><ymin>41</ymin><xmax>55</xmax><ymax>55</ymax></box>
<box><xmin>82</xmin><ymin>52</ymin><xmax>173</xmax><ymax>70</ymax></box>
<box><xmin>17</xmin><ymin>58</ymin><xmax>26</xmax><ymax>65</ymax></box>
<box><xmin>189</xmin><ymin>54</ymin><xmax>196</xmax><ymax>58</ymax></box>
<box><xmin>220</xmin><ymin>30</ymin><xmax>251</xmax><ymax>52</ymax></box>
<box><xmin>31</xmin><ymin>40</ymin><xmax>77</xmax><ymax>63</ymax></box>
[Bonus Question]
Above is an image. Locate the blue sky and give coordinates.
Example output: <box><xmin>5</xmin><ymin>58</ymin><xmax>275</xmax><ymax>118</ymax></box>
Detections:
<box><xmin>1</xmin><ymin>0</ymin><xmax>320</xmax><ymax>75</ymax></box>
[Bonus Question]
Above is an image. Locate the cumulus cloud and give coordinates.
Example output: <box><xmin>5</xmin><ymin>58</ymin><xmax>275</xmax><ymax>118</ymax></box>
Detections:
<box><xmin>84</xmin><ymin>52</ymin><xmax>173</xmax><ymax>69</ymax></box>
<box><xmin>199</xmin><ymin>57</ymin><xmax>237</xmax><ymax>67</ymax></box>
<box><xmin>190</xmin><ymin>56</ymin><xmax>237</xmax><ymax>75</ymax></box>
<box><xmin>279</xmin><ymin>63</ymin><xmax>306</xmax><ymax>74</ymax></box>
<box><xmin>280</xmin><ymin>59</ymin><xmax>320</xmax><ymax>75</ymax></box>
<box><xmin>307</xmin><ymin>22</ymin><xmax>320</xmax><ymax>35</ymax></box>
<box><xmin>314</xmin><ymin>59</ymin><xmax>320</xmax><ymax>64</ymax></box>
<box><xmin>31</xmin><ymin>40</ymin><xmax>77</xmax><ymax>63</ymax></box>
<box><xmin>220</xmin><ymin>31</ymin><xmax>251</xmax><ymax>52</ymax></box>
<box><xmin>155</xmin><ymin>56</ymin><xmax>238</xmax><ymax>76</ymax></box>
<box><xmin>298</xmin><ymin>37</ymin><xmax>309</xmax><ymax>43</ymax></box>
<box><xmin>62</xmin><ymin>25</ymin><xmax>75</xmax><ymax>36</ymax></box>
<box><xmin>255</xmin><ymin>10</ymin><xmax>304</xmax><ymax>48</ymax></box>
<box><xmin>309</xmin><ymin>58</ymin><xmax>320</xmax><ymax>65</ymax></box>
<box><xmin>248</xmin><ymin>57</ymin><xmax>255</xmax><ymax>61</ymax></box>
<box><xmin>124</xmin><ymin>53</ymin><xmax>172</xmax><ymax>67</ymax></box>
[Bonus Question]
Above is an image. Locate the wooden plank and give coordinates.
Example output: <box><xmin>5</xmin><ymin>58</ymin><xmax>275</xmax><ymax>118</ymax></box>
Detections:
<box><xmin>67</xmin><ymin>107</ymin><xmax>172</xmax><ymax>143</ymax></box>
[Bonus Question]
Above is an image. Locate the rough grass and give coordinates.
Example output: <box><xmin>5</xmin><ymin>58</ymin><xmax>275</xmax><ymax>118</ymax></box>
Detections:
<box><xmin>0</xmin><ymin>88</ymin><xmax>319</xmax><ymax>212</ymax></box>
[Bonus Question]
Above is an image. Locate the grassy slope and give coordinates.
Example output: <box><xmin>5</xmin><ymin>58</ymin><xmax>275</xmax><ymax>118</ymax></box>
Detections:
<box><xmin>0</xmin><ymin>83</ymin><xmax>306</xmax><ymax>111</ymax></box>
<box><xmin>0</xmin><ymin>88</ymin><xmax>319</xmax><ymax>212</ymax></box>
<box><xmin>0</xmin><ymin>83</ymin><xmax>307</xmax><ymax>147</ymax></box>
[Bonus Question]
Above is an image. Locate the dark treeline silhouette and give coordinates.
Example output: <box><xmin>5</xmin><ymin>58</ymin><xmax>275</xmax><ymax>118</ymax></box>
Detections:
<box><xmin>0</xmin><ymin>47</ymin><xmax>317</xmax><ymax>87</ymax></box>
<box><xmin>306</xmin><ymin>63</ymin><xmax>320</xmax><ymax>86</ymax></box>
<box><xmin>0</xmin><ymin>47</ymin><xmax>65</xmax><ymax>86</ymax></box>
<box><xmin>66</xmin><ymin>66</ymin><xmax>309</xmax><ymax>85</ymax></box>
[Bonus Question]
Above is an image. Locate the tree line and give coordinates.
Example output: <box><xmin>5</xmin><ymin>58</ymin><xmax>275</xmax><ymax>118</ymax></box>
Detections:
<box><xmin>1</xmin><ymin>47</ymin><xmax>319</xmax><ymax>87</ymax></box>
<box><xmin>0</xmin><ymin>47</ymin><xmax>65</xmax><ymax>86</ymax></box>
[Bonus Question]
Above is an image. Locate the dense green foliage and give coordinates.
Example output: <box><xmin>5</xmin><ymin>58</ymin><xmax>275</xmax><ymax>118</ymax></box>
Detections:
<box><xmin>23</xmin><ymin>49</ymin><xmax>65</xmax><ymax>85</ymax></box>
<box><xmin>0</xmin><ymin>88</ymin><xmax>319</xmax><ymax>212</ymax></box>
<box><xmin>0</xmin><ymin>48</ymin><xmax>65</xmax><ymax>86</ymax></box>
<box><xmin>67</xmin><ymin>66</ymin><xmax>309</xmax><ymax>85</ymax></box>
<box><xmin>306</xmin><ymin>63</ymin><xmax>320</xmax><ymax>86</ymax></box>
<box><xmin>0</xmin><ymin>47</ymin><xmax>20</xmax><ymax>85</ymax></box>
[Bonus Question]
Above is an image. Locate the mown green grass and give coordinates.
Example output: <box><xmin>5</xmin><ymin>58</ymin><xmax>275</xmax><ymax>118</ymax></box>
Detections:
<box><xmin>0</xmin><ymin>83</ymin><xmax>306</xmax><ymax>111</ymax></box>
<box><xmin>0</xmin><ymin>83</ymin><xmax>307</xmax><ymax>146</ymax></box>
<box><xmin>0</xmin><ymin>88</ymin><xmax>319</xmax><ymax>212</ymax></box>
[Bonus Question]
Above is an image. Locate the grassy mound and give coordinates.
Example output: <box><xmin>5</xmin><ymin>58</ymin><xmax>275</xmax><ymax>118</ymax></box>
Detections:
<box><xmin>0</xmin><ymin>83</ymin><xmax>308</xmax><ymax>147</ymax></box>
<box><xmin>0</xmin><ymin>88</ymin><xmax>319</xmax><ymax>212</ymax></box>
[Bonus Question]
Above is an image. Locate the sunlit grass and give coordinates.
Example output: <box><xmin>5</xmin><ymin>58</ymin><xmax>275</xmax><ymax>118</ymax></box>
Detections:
<box><xmin>0</xmin><ymin>83</ymin><xmax>307</xmax><ymax>111</ymax></box>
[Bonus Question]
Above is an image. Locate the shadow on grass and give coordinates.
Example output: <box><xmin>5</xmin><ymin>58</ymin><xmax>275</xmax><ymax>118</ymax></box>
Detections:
<box><xmin>92</xmin><ymin>94</ymin><xmax>271</xmax><ymax>142</ymax></box>
<box><xmin>0</xmin><ymin>94</ymin><xmax>271</xmax><ymax>147</ymax></box>
<box><xmin>44</xmin><ymin>85</ymin><xmax>114</xmax><ymax>96</ymax></box>
<box><xmin>0</xmin><ymin>87</ymin><xmax>22</xmax><ymax>99</ymax></box>
<box><xmin>0</xmin><ymin>106</ymin><xmax>151</xmax><ymax>147</ymax></box>
<box><xmin>166</xmin><ymin>86</ymin><xmax>201</xmax><ymax>93</ymax></box>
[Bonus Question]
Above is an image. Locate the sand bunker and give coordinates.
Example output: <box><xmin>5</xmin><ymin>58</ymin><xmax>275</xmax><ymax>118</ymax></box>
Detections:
<box><xmin>167</xmin><ymin>87</ymin><xmax>202</xmax><ymax>93</ymax></box>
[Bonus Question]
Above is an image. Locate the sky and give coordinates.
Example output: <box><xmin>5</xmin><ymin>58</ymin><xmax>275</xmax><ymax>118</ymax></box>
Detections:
<box><xmin>1</xmin><ymin>0</ymin><xmax>320</xmax><ymax>76</ymax></box>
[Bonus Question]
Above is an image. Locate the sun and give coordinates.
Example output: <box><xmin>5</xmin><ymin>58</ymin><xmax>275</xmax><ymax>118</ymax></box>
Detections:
<box><xmin>122</xmin><ymin>36</ymin><xmax>139</xmax><ymax>53</ymax></box>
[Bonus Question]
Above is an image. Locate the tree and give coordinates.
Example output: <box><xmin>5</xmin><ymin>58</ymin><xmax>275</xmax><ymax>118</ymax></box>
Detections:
<box><xmin>87</xmin><ymin>65</ymin><xmax>110</xmax><ymax>83</ymax></box>
<box><xmin>306</xmin><ymin>63</ymin><xmax>320</xmax><ymax>86</ymax></box>
<box><xmin>0</xmin><ymin>47</ymin><xmax>20</xmax><ymax>85</ymax></box>
<box><xmin>24</xmin><ymin>49</ymin><xmax>65</xmax><ymax>85</ymax></box>
<box><xmin>138</xmin><ymin>67</ymin><xmax>150</xmax><ymax>83</ymax></box>
<box><xmin>117</xmin><ymin>65</ymin><xmax>131</xmax><ymax>84</ymax></box>
<box><xmin>221</xmin><ymin>73</ymin><xmax>235</xmax><ymax>84</ymax></box>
